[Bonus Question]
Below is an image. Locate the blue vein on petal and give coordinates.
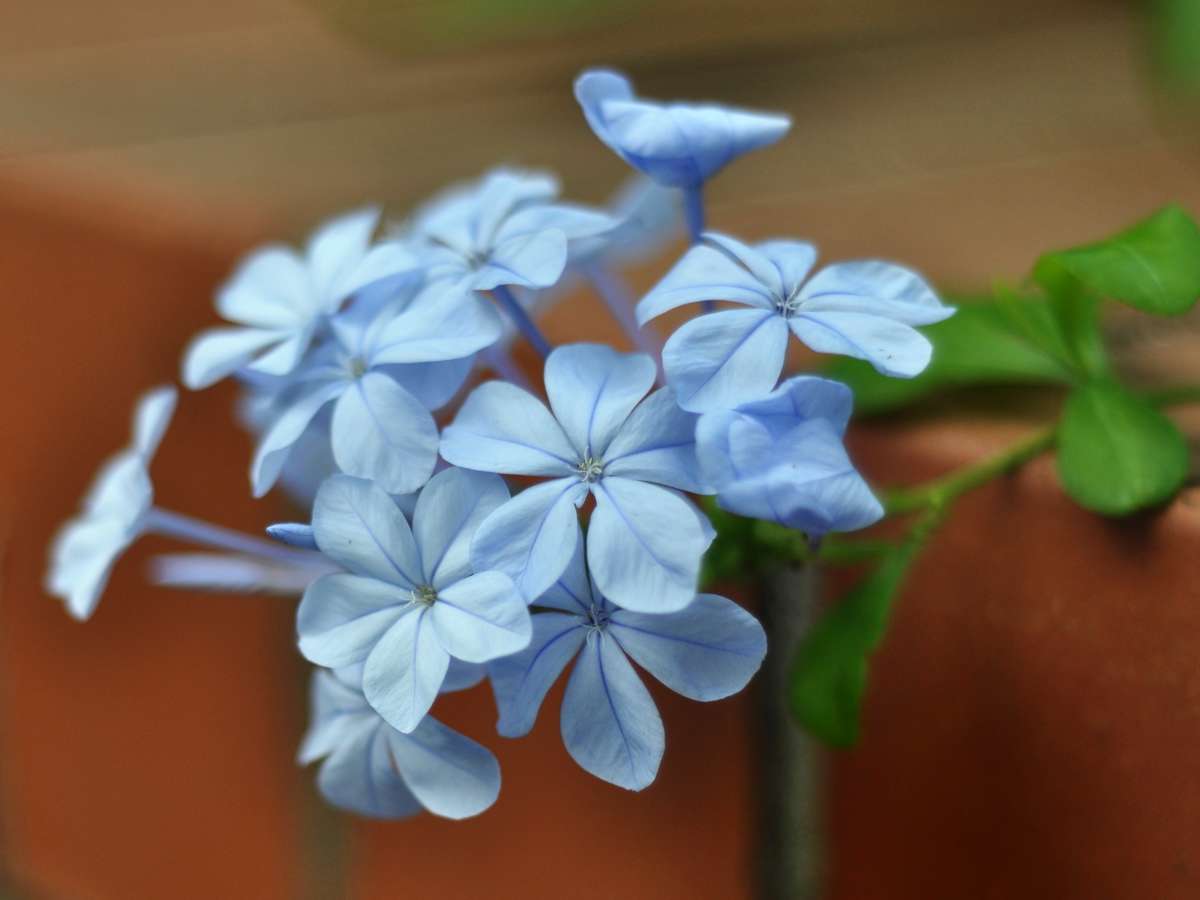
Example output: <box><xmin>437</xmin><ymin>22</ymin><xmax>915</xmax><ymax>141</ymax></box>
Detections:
<box><xmin>608</xmin><ymin>617</ymin><xmax>759</xmax><ymax>656</ymax></box>
<box><xmin>594</xmin><ymin>481</ymin><xmax>688</xmax><ymax>580</ymax></box>
<box><xmin>348</xmin><ymin>504</ymin><xmax>420</xmax><ymax>587</ymax></box>
<box><xmin>594</xmin><ymin>634</ymin><xmax>639</xmax><ymax>783</ymax></box>
<box><xmin>583</xmin><ymin>367</ymin><xmax>615</xmax><ymax>456</ymax></box>
<box><xmin>680</xmin><ymin>310</ymin><xmax>778</xmax><ymax>402</ymax></box>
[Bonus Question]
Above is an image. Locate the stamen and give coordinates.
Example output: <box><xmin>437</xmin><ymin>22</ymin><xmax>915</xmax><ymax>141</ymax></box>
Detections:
<box><xmin>577</xmin><ymin>457</ymin><xmax>604</xmax><ymax>483</ymax></box>
<box><xmin>411</xmin><ymin>584</ymin><xmax>438</xmax><ymax>607</ymax></box>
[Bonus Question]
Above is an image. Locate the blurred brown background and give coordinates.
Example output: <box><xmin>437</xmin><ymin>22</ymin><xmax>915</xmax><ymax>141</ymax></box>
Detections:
<box><xmin>4</xmin><ymin>0</ymin><xmax>1200</xmax><ymax>898</ymax></box>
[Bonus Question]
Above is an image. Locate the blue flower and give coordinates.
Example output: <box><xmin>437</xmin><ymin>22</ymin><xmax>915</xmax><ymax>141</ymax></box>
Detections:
<box><xmin>440</xmin><ymin>343</ymin><xmax>714</xmax><ymax>613</ymax></box>
<box><xmin>489</xmin><ymin>536</ymin><xmax>765</xmax><ymax>790</ymax></box>
<box><xmin>696</xmin><ymin>376</ymin><xmax>883</xmax><ymax>536</ymax></box>
<box><xmin>296</xmin><ymin>469</ymin><xmax>530</xmax><ymax>732</ymax></box>
<box><xmin>637</xmin><ymin>232</ymin><xmax>955</xmax><ymax>411</ymax></box>
<box><xmin>183</xmin><ymin>207</ymin><xmax>417</xmax><ymax>389</ymax></box>
<box><xmin>574</xmin><ymin>69</ymin><xmax>791</xmax><ymax>189</ymax></box>
<box><xmin>299</xmin><ymin>667</ymin><xmax>500</xmax><ymax>820</ymax></box>
<box><xmin>404</xmin><ymin>168</ymin><xmax>615</xmax><ymax>292</ymax></box>
<box><xmin>248</xmin><ymin>278</ymin><xmax>496</xmax><ymax>497</ymax></box>
<box><xmin>45</xmin><ymin>386</ymin><xmax>177</xmax><ymax>620</ymax></box>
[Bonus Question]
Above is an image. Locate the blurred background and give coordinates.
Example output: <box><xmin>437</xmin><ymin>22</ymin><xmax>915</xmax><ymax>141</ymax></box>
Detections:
<box><xmin>4</xmin><ymin>0</ymin><xmax>1200</xmax><ymax>898</ymax></box>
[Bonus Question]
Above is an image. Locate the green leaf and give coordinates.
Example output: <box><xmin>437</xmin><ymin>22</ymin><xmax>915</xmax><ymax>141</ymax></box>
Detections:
<box><xmin>1153</xmin><ymin>0</ymin><xmax>1200</xmax><ymax>91</ymax></box>
<box><xmin>1056</xmin><ymin>381</ymin><xmax>1190</xmax><ymax>515</ymax></box>
<box><xmin>824</xmin><ymin>296</ymin><xmax>1072</xmax><ymax>415</ymax></box>
<box><xmin>1033</xmin><ymin>205</ymin><xmax>1200</xmax><ymax>316</ymax></box>
<box><xmin>789</xmin><ymin>547</ymin><xmax>915</xmax><ymax>746</ymax></box>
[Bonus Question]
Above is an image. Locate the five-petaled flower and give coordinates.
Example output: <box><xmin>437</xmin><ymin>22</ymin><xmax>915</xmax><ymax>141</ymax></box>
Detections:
<box><xmin>441</xmin><ymin>343</ymin><xmax>714</xmax><ymax>613</ymax></box>
<box><xmin>696</xmin><ymin>375</ymin><xmax>884</xmax><ymax>537</ymax></box>
<box><xmin>300</xmin><ymin>666</ymin><xmax>500</xmax><ymax>820</ymax></box>
<box><xmin>46</xmin><ymin>386</ymin><xmax>176</xmax><ymax>620</ymax></box>
<box><xmin>296</xmin><ymin>469</ymin><xmax>530</xmax><ymax>733</ymax></box>
<box><xmin>637</xmin><ymin>232</ymin><xmax>955</xmax><ymax>412</ymax></box>
<box><xmin>489</xmin><ymin>535</ymin><xmax>765</xmax><ymax>790</ymax></box>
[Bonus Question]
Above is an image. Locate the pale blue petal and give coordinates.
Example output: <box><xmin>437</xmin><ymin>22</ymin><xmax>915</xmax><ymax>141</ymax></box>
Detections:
<box><xmin>701</xmin><ymin>232</ymin><xmax>786</xmax><ymax>296</ymax></box>
<box><xmin>730</xmin><ymin>374</ymin><xmax>854</xmax><ymax>438</ymax></box>
<box><xmin>750</xmin><ymin>239</ymin><xmax>820</xmax><ymax>294</ymax></box>
<box><xmin>45</xmin><ymin>517</ymin><xmax>130</xmax><ymax>621</ymax></box>
<box><xmin>312</xmin><ymin>475</ymin><xmax>422</xmax><ymax>586</ymax></box>
<box><xmin>336</xmin><ymin>241</ymin><xmax>420</xmax><ymax>306</ymax></box>
<box><xmin>490</xmin><ymin>613</ymin><xmax>586</xmax><ymax>737</ymax></box>
<box><xmin>386</xmin><ymin>715</ymin><xmax>501</xmax><ymax>819</ymax></box>
<box><xmin>316</xmin><ymin>723</ymin><xmax>424</xmax><ymax>820</ymax></box>
<box><xmin>216</xmin><ymin>246</ymin><xmax>312</xmax><ymax>327</ymax></box>
<box><xmin>588</xmin><ymin>477</ymin><xmax>712</xmax><ymax>613</ymax></box>
<box><xmin>603</xmin><ymin>387</ymin><xmax>708</xmax><ymax>493</ymax></box>
<box><xmin>441</xmin><ymin>382</ymin><xmax>577</xmax><ymax>477</ymax></box>
<box><xmin>470</xmin><ymin>477</ymin><xmax>587</xmax><ymax>604</ymax></box>
<box><xmin>789</xmin><ymin>310</ymin><xmax>932</xmax><ymax>378</ymax></box>
<box><xmin>149</xmin><ymin>552</ymin><xmax>335</xmax><ymax>596</ymax></box>
<box><xmin>364</xmin><ymin>608</ymin><xmax>450</xmax><ymax>733</ymax></box>
<box><xmin>662</xmin><ymin>308</ymin><xmax>789</xmax><ymax>413</ymax></box>
<box><xmin>245</xmin><ymin>330</ymin><xmax>314</xmax><ymax>377</ymax></box>
<box><xmin>299</xmin><ymin>669</ymin><xmax>370</xmax><ymax>765</ymax></box>
<box><xmin>330</xmin><ymin>373</ymin><xmax>439</xmax><ymax>495</ymax></box>
<box><xmin>375</xmin><ymin>358</ymin><xmax>473</xmax><ymax>411</ymax></box>
<box><xmin>499</xmin><ymin>203</ymin><xmax>616</xmax><ymax>243</ymax></box>
<box><xmin>305</xmin><ymin>206</ymin><xmax>380</xmax><ymax>305</ymax></box>
<box><xmin>545</xmin><ymin>344</ymin><xmax>656</xmax><ymax>457</ymax></box>
<box><xmin>561</xmin><ymin>631</ymin><xmax>664</xmax><ymax>790</ymax></box>
<box><xmin>131</xmin><ymin>386</ymin><xmax>178</xmax><ymax>458</ymax></box>
<box><xmin>430</xmin><ymin>571</ymin><xmax>531</xmax><ymax>663</ymax></box>
<box><xmin>636</xmin><ymin>244</ymin><xmax>776</xmax><ymax>325</ymax></box>
<box><xmin>413</xmin><ymin>468</ymin><xmax>510</xmax><ymax>588</ymax></box>
<box><xmin>84</xmin><ymin>452</ymin><xmax>152</xmax><ymax>520</ymax></box>
<box><xmin>472</xmin><ymin>169</ymin><xmax>560</xmax><ymax>248</ymax></box>
<box><xmin>368</xmin><ymin>283</ymin><xmax>503</xmax><ymax>365</ymax></box>
<box><xmin>798</xmin><ymin>260</ymin><xmax>952</xmax><ymax>326</ymax></box>
<box><xmin>472</xmin><ymin>229</ymin><xmax>568</xmax><ymax>291</ymax></box>
<box><xmin>182</xmin><ymin>327</ymin><xmax>288</xmax><ymax>390</ymax></box>
<box><xmin>442</xmin><ymin>659</ymin><xmax>487</xmax><ymax>693</ymax></box>
<box><xmin>297</xmin><ymin>574</ymin><xmax>409</xmax><ymax>668</ymax></box>
<box><xmin>251</xmin><ymin>381</ymin><xmax>343</xmax><ymax>497</ymax></box>
<box><xmin>537</xmin><ymin>530</ymin><xmax>593</xmax><ymax>614</ymax></box>
<box><xmin>609</xmin><ymin>593</ymin><xmax>766</xmax><ymax>701</ymax></box>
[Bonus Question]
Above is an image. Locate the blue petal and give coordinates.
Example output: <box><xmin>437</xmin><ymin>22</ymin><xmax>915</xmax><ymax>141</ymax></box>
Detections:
<box><xmin>473</xmin><ymin>229</ymin><xmax>569</xmax><ymax>291</ymax></box>
<box><xmin>441</xmin><ymin>659</ymin><xmax>487</xmax><ymax>693</ymax></box>
<box><xmin>788</xmin><ymin>310</ymin><xmax>932</xmax><ymax>378</ymax></box>
<box><xmin>537</xmin><ymin>530</ymin><xmax>594</xmax><ymax>614</ymax></box>
<box><xmin>603</xmin><ymin>386</ymin><xmax>708</xmax><ymax>493</ymax></box>
<box><xmin>131</xmin><ymin>386</ymin><xmax>178</xmax><ymax>458</ymax></box>
<box><xmin>375</xmin><ymin>358</ymin><xmax>473</xmax><ymax>411</ymax></box>
<box><xmin>588</xmin><ymin>477</ymin><xmax>712</xmax><ymax>613</ymax></box>
<box><xmin>45</xmin><ymin>517</ymin><xmax>130</xmax><ymax>621</ymax></box>
<box><xmin>545</xmin><ymin>344</ymin><xmax>656</xmax><ymax>457</ymax></box>
<box><xmin>316</xmin><ymin>723</ymin><xmax>424</xmax><ymax>820</ymax></box>
<box><xmin>251</xmin><ymin>381</ymin><xmax>343</xmax><ymax>497</ymax></box>
<box><xmin>609</xmin><ymin>593</ymin><xmax>766</xmax><ymax>701</ymax></box>
<box><xmin>330</xmin><ymin>372</ymin><xmax>439</xmax><ymax>495</ymax></box>
<box><xmin>367</xmin><ymin>283</ymin><xmax>504</xmax><ymax>365</ymax></box>
<box><xmin>413</xmin><ymin>467</ymin><xmax>510</xmax><ymax>588</ymax></box>
<box><xmin>729</xmin><ymin>374</ymin><xmax>854</xmax><ymax>438</ymax></box>
<box><xmin>471</xmin><ymin>169</ymin><xmax>560</xmax><ymax>248</ymax></box>
<box><xmin>441</xmin><ymin>382</ymin><xmax>577</xmax><ymax>477</ymax></box>
<box><xmin>305</xmin><ymin>206</ymin><xmax>381</xmax><ymax>305</ymax></box>
<box><xmin>216</xmin><ymin>246</ymin><xmax>312</xmax><ymax>327</ymax></box>
<box><xmin>490</xmin><ymin>613</ymin><xmax>586</xmax><ymax>737</ymax></box>
<box><xmin>662</xmin><ymin>307</ymin><xmax>789</xmax><ymax>413</ymax></box>
<box><xmin>798</xmin><ymin>260</ymin><xmax>953</xmax><ymax>326</ymax></box>
<box><xmin>429</xmin><ymin>571</ymin><xmax>530</xmax><ymax>663</ymax></box>
<box><xmin>312</xmin><ymin>475</ymin><xmax>423</xmax><ymax>586</ymax></box>
<box><xmin>299</xmin><ymin>668</ymin><xmax>371</xmax><ymax>765</ymax></box>
<box><xmin>364</xmin><ymin>608</ymin><xmax>450</xmax><ymax>733</ymax></box>
<box><xmin>470</xmin><ymin>477</ymin><xmax>587</xmax><ymax>603</ymax></box>
<box><xmin>266</xmin><ymin>522</ymin><xmax>318</xmax><ymax>550</ymax></box>
<box><xmin>297</xmin><ymin>574</ymin><xmax>409</xmax><ymax>668</ymax></box>
<box><xmin>386</xmin><ymin>714</ymin><xmax>501</xmax><ymax>819</ymax></box>
<box><xmin>636</xmin><ymin>243</ymin><xmax>776</xmax><ymax>325</ymax></box>
<box><xmin>560</xmin><ymin>631</ymin><xmax>664</xmax><ymax>790</ymax></box>
<box><xmin>182</xmin><ymin>326</ymin><xmax>289</xmax><ymax>390</ymax></box>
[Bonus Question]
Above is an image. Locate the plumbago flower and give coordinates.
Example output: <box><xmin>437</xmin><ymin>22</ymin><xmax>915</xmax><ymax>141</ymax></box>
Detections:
<box><xmin>183</xmin><ymin>207</ymin><xmax>417</xmax><ymax>389</ymax></box>
<box><xmin>249</xmin><ymin>277</ymin><xmax>495</xmax><ymax>497</ymax></box>
<box><xmin>300</xmin><ymin>666</ymin><xmax>500</xmax><ymax>819</ymax></box>
<box><xmin>637</xmin><ymin>232</ymin><xmax>955</xmax><ymax>412</ymax></box>
<box><xmin>696</xmin><ymin>376</ymin><xmax>883</xmax><ymax>537</ymax></box>
<box><xmin>490</xmin><ymin>536</ymin><xmax>765</xmax><ymax>790</ymax></box>
<box><xmin>441</xmin><ymin>343</ymin><xmax>714</xmax><ymax>612</ymax></box>
<box><xmin>296</xmin><ymin>469</ymin><xmax>530</xmax><ymax>732</ymax></box>
<box><xmin>574</xmin><ymin>69</ymin><xmax>791</xmax><ymax>189</ymax></box>
<box><xmin>46</xmin><ymin>386</ymin><xmax>176</xmax><ymax>620</ymax></box>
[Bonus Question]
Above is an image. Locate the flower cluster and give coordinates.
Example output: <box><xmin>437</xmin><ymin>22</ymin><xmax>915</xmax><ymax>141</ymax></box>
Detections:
<box><xmin>45</xmin><ymin>68</ymin><xmax>951</xmax><ymax>820</ymax></box>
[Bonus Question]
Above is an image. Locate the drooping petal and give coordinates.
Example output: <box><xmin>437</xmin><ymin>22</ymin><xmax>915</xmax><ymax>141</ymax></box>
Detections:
<box><xmin>441</xmin><ymin>382</ymin><xmax>577</xmax><ymax>477</ymax></box>
<box><xmin>471</xmin><ymin>477</ymin><xmax>588</xmax><ymax>604</ymax></box>
<box><xmin>386</xmin><ymin>715</ymin><xmax>501</xmax><ymax>819</ymax></box>
<box><xmin>430</xmin><ymin>571</ymin><xmax>531</xmax><ymax>663</ymax></box>
<box><xmin>490</xmin><ymin>612</ymin><xmax>586</xmax><ymax>737</ymax></box>
<box><xmin>603</xmin><ymin>387</ymin><xmax>708</xmax><ymax>493</ymax></box>
<box><xmin>413</xmin><ymin>468</ymin><xmax>510</xmax><ymax>589</ymax></box>
<box><xmin>364</xmin><ymin>608</ymin><xmax>450</xmax><ymax>733</ymax></box>
<box><xmin>299</xmin><ymin>668</ymin><xmax>371</xmax><ymax>765</ymax></box>
<box><xmin>311</xmin><ymin>475</ymin><xmax>422</xmax><ymax>587</ymax></box>
<box><xmin>181</xmin><ymin>326</ymin><xmax>289</xmax><ymax>390</ymax></box>
<box><xmin>609</xmin><ymin>593</ymin><xmax>766</xmax><ymax>701</ymax></box>
<box><xmin>636</xmin><ymin>243</ymin><xmax>776</xmax><ymax>324</ymax></box>
<box><xmin>316</xmin><ymin>723</ymin><xmax>424</xmax><ymax>820</ymax></box>
<box><xmin>798</xmin><ymin>260</ymin><xmax>952</xmax><ymax>326</ymax></box>
<box><xmin>560</xmin><ymin>631</ymin><xmax>664</xmax><ymax>791</ymax></box>
<box><xmin>588</xmin><ymin>477</ymin><xmax>712</xmax><ymax>613</ymax></box>
<box><xmin>788</xmin><ymin>310</ymin><xmax>932</xmax><ymax>378</ymax></box>
<box><xmin>544</xmin><ymin>344</ymin><xmax>656</xmax><ymax>458</ymax></box>
<box><xmin>297</xmin><ymin>574</ymin><xmax>410</xmax><ymax>668</ymax></box>
<box><xmin>473</xmin><ymin>229</ymin><xmax>569</xmax><ymax>291</ymax></box>
<box><xmin>251</xmin><ymin>381</ymin><xmax>343</xmax><ymax>497</ymax></box>
<box><xmin>330</xmin><ymin>372</ymin><xmax>439</xmax><ymax>495</ymax></box>
<box><xmin>662</xmin><ymin>307</ymin><xmax>789</xmax><ymax>413</ymax></box>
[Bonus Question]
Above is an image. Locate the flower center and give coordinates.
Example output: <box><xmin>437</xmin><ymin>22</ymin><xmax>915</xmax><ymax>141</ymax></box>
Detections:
<box><xmin>411</xmin><ymin>584</ymin><xmax>438</xmax><ymax>607</ymax></box>
<box><xmin>347</xmin><ymin>356</ymin><xmax>368</xmax><ymax>379</ymax></box>
<box><xmin>775</xmin><ymin>288</ymin><xmax>803</xmax><ymax>318</ymax></box>
<box><xmin>576</xmin><ymin>456</ymin><xmax>604</xmax><ymax>483</ymax></box>
<box><xmin>587</xmin><ymin>603</ymin><xmax>610</xmax><ymax>631</ymax></box>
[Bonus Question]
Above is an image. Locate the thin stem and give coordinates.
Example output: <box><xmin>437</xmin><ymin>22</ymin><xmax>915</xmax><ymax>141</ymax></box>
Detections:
<box><xmin>683</xmin><ymin>183</ymin><xmax>706</xmax><ymax>244</ymax></box>
<box><xmin>144</xmin><ymin>508</ymin><xmax>316</xmax><ymax>564</ymax></box>
<box><xmin>491</xmin><ymin>285</ymin><xmax>552</xmax><ymax>360</ymax></box>
<box><xmin>585</xmin><ymin>265</ymin><xmax>663</xmax><ymax>379</ymax></box>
